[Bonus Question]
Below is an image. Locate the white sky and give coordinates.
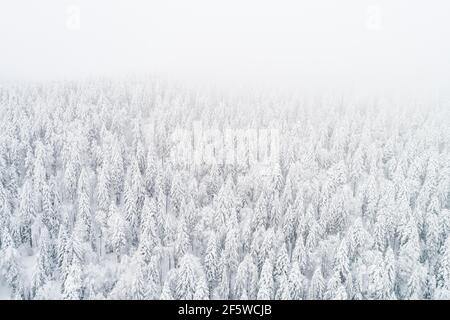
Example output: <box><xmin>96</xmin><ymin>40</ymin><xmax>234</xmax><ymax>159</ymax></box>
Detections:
<box><xmin>1</xmin><ymin>0</ymin><xmax>449</xmax><ymax>93</ymax></box>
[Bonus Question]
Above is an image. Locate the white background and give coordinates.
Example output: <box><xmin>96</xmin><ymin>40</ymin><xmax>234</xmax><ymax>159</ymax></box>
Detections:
<box><xmin>1</xmin><ymin>0</ymin><xmax>449</xmax><ymax>94</ymax></box>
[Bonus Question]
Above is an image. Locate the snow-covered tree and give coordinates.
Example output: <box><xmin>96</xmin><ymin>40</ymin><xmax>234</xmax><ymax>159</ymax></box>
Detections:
<box><xmin>257</xmin><ymin>259</ymin><xmax>274</xmax><ymax>300</ymax></box>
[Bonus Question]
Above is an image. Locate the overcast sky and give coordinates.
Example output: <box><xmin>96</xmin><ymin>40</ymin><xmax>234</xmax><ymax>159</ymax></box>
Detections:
<box><xmin>1</xmin><ymin>0</ymin><xmax>449</xmax><ymax>93</ymax></box>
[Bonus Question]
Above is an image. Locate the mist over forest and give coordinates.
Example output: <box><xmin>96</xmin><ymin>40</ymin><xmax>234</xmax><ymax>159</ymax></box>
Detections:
<box><xmin>1</xmin><ymin>1</ymin><xmax>450</xmax><ymax>300</ymax></box>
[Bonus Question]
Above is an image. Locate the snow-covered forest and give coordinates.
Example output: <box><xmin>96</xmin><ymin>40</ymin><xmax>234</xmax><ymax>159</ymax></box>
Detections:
<box><xmin>0</xmin><ymin>79</ymin><xmax>450</xmax><ymax>300</ymax></box>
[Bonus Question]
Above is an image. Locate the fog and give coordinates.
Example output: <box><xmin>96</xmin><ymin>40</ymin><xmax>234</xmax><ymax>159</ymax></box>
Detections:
<box><xmin>1</xmin><ymin>0</ymin><xmax>449</xmax><ymax>94</ymax></box>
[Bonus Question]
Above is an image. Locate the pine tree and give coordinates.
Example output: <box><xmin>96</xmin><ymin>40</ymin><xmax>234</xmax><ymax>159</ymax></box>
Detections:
<box><xmin>438</xmin><ymin>236</ymin><xmax>450</xmax><ymax>292</ymax></box>
<box><xmin>223</xmin><ymin>229</ymin><xmax>239</xmax><ymax>273</ymax></box>
<box><xmin>170</xmin><ymin>172</ymin><xmax>185</xmax><ymax>213</ymax></box>
<box><xmin>194</xmin><ymin>274</ymin><xmax>209</xmax><ymax>300</ymax></box>
<box><xmin>140</xmin><ymin>196</ymin><xmax>159</xmax><ymax>245</ymax></box>
<box><xmin>63</xmin><ymin>261</ymin><xmax>83</xmax><ymax>300</ymax></box>
<box><xmin>404</xmin><ymin>263</ymin><xmax>426</xmax><ymax>299</ymax></box>
<box><xmin>109</xmin><ymin>203</ymin><xmax>128</xmax><ymax>260</ymax></box>
<box><xmin>384</xmin><ymin>247</ymin><xmax>396</xmax><ymax>298</ymax></box>
<box><xmin>31</xmin><ymin>228</ymin><xmax>53</xmax><ymax>296</ymax></box>
<box><xmin>41</xmin><ymin>181</ymin><xmax>58</xmax><ymax>237</ymax></box>
<box><xmin>274</xmin><ymin>242</ymin><xmax>290</xmax><ymax>280</ymax></box>
<box><xmin>325</xmin><ymin>272</ymin><xmax>348</xmax><ymax>300</ymax></box>
<box><xmin>0</xmin><ymin>245</ymin><xmax>23</xmax><ymax>298</ymax></box>
<box><xmin>96</xmin><ymin>166</ymin><xmax>110</xmax><ymax>212</ymax></box>
<box><xmin>257</xmin><ymin>259</ymin><xmax>274</xmax><ymax>300</ymax></box>
<box><xmin>217</xmin><ymin>261</ymin><xmax>230</xmax><ymax>299</ymax></box>
<box><xmin>282</xmin><ymin>205</ymin><xmax>297</xmax><ymax>247</ymax></box>
<box><xmin>109</xmin><ymin>139</ymin><xmax>124</xmax><ymax>203</ymax></box>
<box><xmin>334</xmin><ymin>239</ymin><xmax>350</xmax><ymax>283</ymax></box>
<box><xmin>234</xmin><ymin>258</ymin><xmax>248</xmax><ymax>299</ymax></box>
<box><xmin>77</xmin><ymin>168</ymin><xmax>91</xmax><ymax>242</ymax></box>
<box><xmin>275</xmin><ymin>273</ymin><xmax>292</xmax><ymax>300</ymax></box>
<box><xmin>308</xmin><ymin>267</ymin><xmax>325</xmax><ymax>299</ymax></box>
<box><xmin>425</xmin><ymin>206</ymin><xmax>440</xmax><ymax>263</ymax></box>
<box><xmin>247</xmin><ymin>256</ymin><xmax>259</xmax><ymax>300</ymax></box>
<box><xmin>160</xmin><ymin>270</ymin><xmax>176</xmax><ymax>300</ymax></box>
<box><xmin>130</xmin><ymin>258</ymin><xmax>148</xmax><ymax>300</ymax></box>
<box><xmin>253</xmin><ymin>193</ymin><xmax>268</xmax><ymax>230</ymax></box>
<box><xmin>289</xmin><ymin>261</ymin><xmax>305</xmax><ymax>300</ymax></box>
<box><xmin>175</xmin><ymin>213</ymin><xmax>191</xmax><ymax>264</ymax></box>
<box><xmin>124</xmin><ymin>173</ymin><xmax>138</xmax><ymax>240</ymax></box>
<box><xmin>17</xmin><ymin>179</ymin><xmax>34</xmax><ymax>247</ymax></box>
<box><xmin>397</xmin><ymin>216</ymin><xmax>421</xmax><ymax>298</ymax></box>
<box><xmin>292</xmin><ymin>235</ymin><xmax>307</xmax><ymax>272</ymax></box>
<box><xmin>57</xmin><ymin>223</ymin><xmax>69</xmax><ymax>270</ymax></box>
<box><xmin>175</xmin><ymin>254</ymin><xmax>199</xmax><ymax>300</ymax></box>
<box><xmin>160</xmin><ymin>280</ymin><xmax>174</xmax><ymax>300</ymax></box>
<box><xmin>204</xmin><ymin>233</ymin><xmax>219</xmax><ymax>287</ymax></box>
<box><xmin>305</xmin><ymin>219</ymin><xmax>322</xmax><ymax>253</ymax></box>
<box><xmin>269</xmin><ymin>193</ymin><xmax>282</xmax><ymax>228</ymax></box>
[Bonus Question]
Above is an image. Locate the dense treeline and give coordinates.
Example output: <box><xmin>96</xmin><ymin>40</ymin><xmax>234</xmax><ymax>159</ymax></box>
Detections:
<box><xmin>0</xmin><ymin>79</ymin><xmax>449</xmax><ymax>299</ymax></box>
